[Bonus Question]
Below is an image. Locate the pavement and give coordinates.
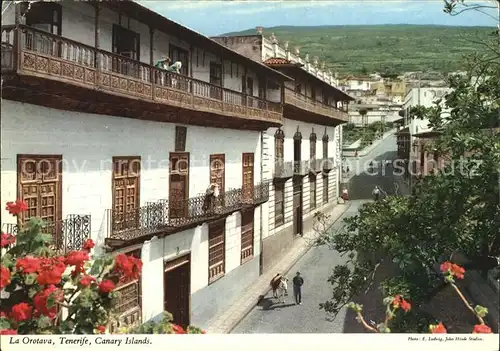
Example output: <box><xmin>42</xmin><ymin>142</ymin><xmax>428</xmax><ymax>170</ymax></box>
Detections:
<box><xmin>205</xmin><ymin>202</ymin><xmax>352</xmax><ymax>334</ymax></box>
<box><xmin>231</xmin><ymin>202</ymin><xmax>362</xmax><ymax>334</ymax></box>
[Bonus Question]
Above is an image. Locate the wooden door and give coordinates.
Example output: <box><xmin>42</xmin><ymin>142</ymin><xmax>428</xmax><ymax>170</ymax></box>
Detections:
<box><xmin>112</xmin><ymin>157</ymin><xmax>140</xmax><ymax>232</ymax></box>
<box><xmin>164</xmin><ymin>254</ymin><xmax>191</xmax><ymax>328</ymax></box>
<box><xmin>292</xmin><ymin>179</ymin><xmax>303</xmax><ymax>236</ymax></box>
<box><xmin>169</xmin><ymin>153</ymin><xmax>189</xmax><ymax>219</ymax></box>
<box><xmin>242</xmin><ymin>153</ymin><xmax>254</xmax><ymax>201</ymax></box>
<box><xmin>240</xmin><ymin>210</ymin><xmax>254</xmax><ymax>264</ymax></box>
<box><xmin>18</xmin><ymin>155</ymin><xmax>62</xmax><ymax>247</ymax></box>
<box><xmin>112</xmin><ymin>24</ymin><xmax>140</xmax><ymax>77</ymax></box>
<box><xmin>209</xmin><ymin>62</ymin><xmax>222</xmax><ymax>100</ymax></box>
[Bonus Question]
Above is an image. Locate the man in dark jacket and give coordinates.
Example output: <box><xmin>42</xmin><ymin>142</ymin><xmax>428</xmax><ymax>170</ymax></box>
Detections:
<box><xmin>292</xmin><ymin>272</ymin><xmax>304</xmax><ymax>305</ymax></box>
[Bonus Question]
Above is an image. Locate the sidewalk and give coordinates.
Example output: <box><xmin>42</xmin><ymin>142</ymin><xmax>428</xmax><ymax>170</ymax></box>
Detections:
<box><xmin>205</xmin><ymin>203</ymin><xmax>352</xmax><ymax>334</ymax></box>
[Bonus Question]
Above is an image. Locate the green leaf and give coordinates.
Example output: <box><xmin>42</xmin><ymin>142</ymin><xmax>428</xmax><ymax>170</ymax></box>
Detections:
<box><xmin>25</xmin><ymin>273</ymin><xmax>37</xmax><ymax>286</ymax></box>
<box><xmin>34</xmin><ymin>233</ymin><xmax>53</xmax><ymax>244</ymax></box>
<box><xmin>1</xmin><ymin>253</ymin><xmax>13</xmax><ymax>267</ymax></box>
<box><xmin>0</xmin><ymin>317</ymin><xmax>11</xmax><ymax>330</ymax></box>
<box><xmin>28</xmin><ymin>288</ymin><xmax>38</xmax><ymax>298</ymax></box>
<box><xmin>90</xmin><ymin>258</ymin><xmax>104</xmax><ymax>276</ymax></box>
<box><xmin>37</xmin><ymin>316</ymin><xmax>52</xmax><ymax>329</ymax></box>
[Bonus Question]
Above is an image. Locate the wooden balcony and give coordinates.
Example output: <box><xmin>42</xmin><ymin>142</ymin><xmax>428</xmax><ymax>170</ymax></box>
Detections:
<box><xmin>273</xmin><ymin>160</ymin><xmax>294</xmax><ymax>180</ymax></box>
<box><xmin>1</xmin><ymin>215</ymin><xmax>91</xmax><ymax>254</ymax></box>
<box><xmin>284</xmin><ymin>88</ymin><xmax>348</xmax><ymax>125</ymax></box>
<box><xmin>105</xmin><ymin>183</ymin><xmax>270</xmax><ymax>248</ymax></box>
<box><xmin>1</xmin><ymin>25</ymin><xmax>283</xmax><ymax>130</ymax></box>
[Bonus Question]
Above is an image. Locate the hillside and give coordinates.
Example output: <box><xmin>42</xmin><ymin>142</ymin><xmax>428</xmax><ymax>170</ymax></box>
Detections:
<box><xmin>222</xmin><ymin>25</ymin><xmax>494</xmax><ymax>75</ymax></box>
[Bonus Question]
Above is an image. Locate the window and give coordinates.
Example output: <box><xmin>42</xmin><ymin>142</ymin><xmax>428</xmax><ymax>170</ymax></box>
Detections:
<box><xmin>309</xmin><ymin>131</ymin><xmax>317</xmax><ymax>160</ymax></box>
<box><xmin>169</xmin><ymin>44</ymin><xmax>189</xmax><ymax>76</ymax></box>
<box><xmin>112</xmin><ymin>25</ymin><xmax>140</xmax><ymax>77</ymax></box>
<box><xmin>209</xmin><ymin>62</ymin><xmax>222</xmax><ymax>100</ymax></box>
<box><xmin>175</xmin><ymin>126</ymin><xmax>187</xmax><ymax>152</ymax></box>
<box><xmin>109</xmin><ymin>248</ymin><xmax>142</xmax><ymax>332</ymax></box>
<box><xmin>112</xmin><ymin>157</ymin><xmax>141</xmax><ymax>232</ymax></box>
<box><xmin>322</xmin><ymin>134</ymin><xmax>329</xmax><ymax>159</ymax></box>
<box><xmin>208</xmin><ymin>220</ymin><xmax>225</xmax><ymax>283</ymax></box>
<box><xmin>17</xmin><ymin>155</ymin><xmax>62</xmax><ymax>244</ymax></box>
<box><xmin>25</xmin><ymin>2</ymin><xmax>62</xmax><ymax>36</ymax></box>
<box><xmin>242</xmin><ymin>76</ymin><xmax>254</xmax><ymax>96</ymax></box>
<box><xmin>322</xmin><ymin>175</ymin><xmax>329</xmax><ymax>204</ymax></box>
<box><xmin>274</xmin><ymin>182</ymin><xmax>285</xmax><ymax>227</ymax></box>
<box><xmin>241</xmin><ymin>210</ymin><xmax>254</xmax><ymax>264</ymax></box>
<box><xmin>275</xmin><ymin>129</ymin><xmax>284</xmax><ymax>164</ymax></box>
<box><xmin>242</xmin><ymin>153</ymin><xmax>254</xmax><ymax>200</ymax></box>
<box><xmin>24</xmin><ymin>2</ymin><xmax>62</xmax><ymax>56</ymax></box>
<box><xmin>309</xmin><ymin>175</ymin><xmax>316</xmax><ymax>211</ymax></box>
<box><xmin>210</xmin><ymin>154</ymin><xmax>225</xmax><ymax>193</ymax></box>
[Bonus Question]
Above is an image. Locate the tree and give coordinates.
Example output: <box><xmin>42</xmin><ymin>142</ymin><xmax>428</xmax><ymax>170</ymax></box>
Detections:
<box><xmin>315</xmin><ymin>28</ymin><xmax>500</xmax><ymax>332</ymax></box>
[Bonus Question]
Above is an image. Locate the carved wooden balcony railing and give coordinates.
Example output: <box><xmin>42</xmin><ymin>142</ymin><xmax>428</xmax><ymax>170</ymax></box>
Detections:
<box><xmin>1</xmin><ymin>215</ymin><xmax>91</xmax><ymax>254</ymax></box>
<box><xmin>106</xmin><ymin>185</ymin><xmax>270</xmax><ymax>243</ymax></box>
<box><xmin>242</xmin><ymin>181</ymin><xmax>270</xmax><ymax>206</ymax></box>
<box><xmin>1</xmin><ymin>25</ymin><xmax>283</xmax><ymax>124</ymax></box>
<box><xmin>273</xmin><ymin>159</ymin><xmax>294</xmax><ymax>179</ymax></box>
<box><xmin>309</xmin><ymin>158</ymin><xmax>323</xmax><ymax>173</ymax></box>
<box><xmin>322</xmin><ymin>157</ymin><xmax>336</xmax><ymax>172</ymax></box>
<box><xmin>293</xmin><ymin>160</ymin><xmax>311</xmax><ymax>176</ymax></box>
<box><xmin>284</xmin><ymin>87</ymin><xmax>348</xmax><ymax>122</ymax></box>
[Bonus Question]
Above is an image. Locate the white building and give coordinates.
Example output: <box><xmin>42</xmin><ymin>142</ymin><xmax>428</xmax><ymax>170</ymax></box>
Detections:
<box><xmin>348</xmin><ymin>103</ymin><xmax>402</xmax><ymax>127</ymax></box>
<box><xmin>212</xmin><ymin>30</ymin><xmax>353</xmax><ymax>271</ymax></box>
<box><xmin>1</xmin><ymin>0</ymin><xmax>291</xmax><ymax>330</ymax></box>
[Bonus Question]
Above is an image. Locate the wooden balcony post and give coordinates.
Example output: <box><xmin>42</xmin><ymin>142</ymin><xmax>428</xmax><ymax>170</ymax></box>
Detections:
<box><xmin>149</xmin><ymin>27</ymin><xmax>155</xmax><ymax>97</ymax></box>
<box><xmin>94</xmin><ymin>1</ymin><xmax>100</xmax><ymax>69</ymax></box>
<box><xmin>13</xmin><ymin>3</ymin><xmax>21</xmax><ymax>71</ymax></box>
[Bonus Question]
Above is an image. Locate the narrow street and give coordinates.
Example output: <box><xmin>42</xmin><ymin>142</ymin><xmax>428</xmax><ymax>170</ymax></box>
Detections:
<box><xmin>233</xmin><ymin>135</ymin><xmax>405</xmax><ymax>333</ymax></box>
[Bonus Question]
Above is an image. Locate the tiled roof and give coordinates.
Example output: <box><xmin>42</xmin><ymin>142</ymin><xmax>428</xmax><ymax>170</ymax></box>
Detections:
<box><xmin>263</xmin><ymin>57</ymin><xmax>292</xmax><ymax>65</ymax></box>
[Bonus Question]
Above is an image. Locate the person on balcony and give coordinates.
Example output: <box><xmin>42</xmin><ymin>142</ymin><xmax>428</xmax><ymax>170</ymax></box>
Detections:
<box><xmin>202</xmin><ymin>183</ymin><xmax>219</xmax><ymax>213</ymax></box>
<box><xmin>154</xmin><ymin>56</ymin><xmax>171</xmax><ymax>85</ymax></box>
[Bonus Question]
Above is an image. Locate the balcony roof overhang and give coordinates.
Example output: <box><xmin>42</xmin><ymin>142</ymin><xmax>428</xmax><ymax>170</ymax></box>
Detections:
<box><xmin>396</xmin><ymin>126</ymin><xmax>410</xmax><ymax>135</ymax></box>
<box><xmin>102</xmin><ymin>1</ymin><xmax>292</xmax><ymax>83</ymax></box>
<box><xmin>263</xmin><ymin>58</ymin><xmax>355</xmax><ymax>102</ymax></box>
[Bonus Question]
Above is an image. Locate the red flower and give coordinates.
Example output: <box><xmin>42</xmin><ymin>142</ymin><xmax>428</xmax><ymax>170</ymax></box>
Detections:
<box><xmin>79</xmin><ymin>275</ymin><xmax>95</xmax><ymax>288</ymax></box>
<box><xmin>0</xmin><ymin>312</ymin><xmax>7</xmax><ymax>318</ymax></box>
<box><xmin>440</xmin><ymin>261</ymin><xmax>465</xmax><ymax>279</ymax></box>
<box><xmin>400</xmin><ymin>299</ymin><xmax>411</xmax><ymax>312</ymax></box>
<box><xmin>37</xmin><ymin>257</ymin><xmax>66</xmax><ymax>285</ymax></box>
<box><xmin>114</xmin><ymin>254</ymin><xmax>143</xmax><ymax>282</ymax></box>
<box><xmin>96</xmin><ymin>325</ymin><xmax>106</xmax><ymax>334</ymax></box>
<box><xmin>0</xmin><ymin>266</ymin><xmax>11</xmax><ymax>289</ymax></box>
<box><xmin>83</xmin><ymin>239</ymin><xmax>95</xmax><ymax>251</ymax></box>
<box><xmin>392</xmin><ymin>295</ymin><xmax>402</xmax><ymax>308</ymax></box>
<box><xmin>65</xmin><ymin>250</ymin><xmax>89</xmax><ymax>267</ymax></box>
<box><xmin>5</xmin><ymin>200</ymin><xmax>28</xmax><ymax>215</ymax></box>
<box><xmin>0</xmin><ymin>232</ymin><xmax>16</xmax><ymax>248</ymax></box>
<box><xmin>171</xmin><ymin>324</ymin><xmax>186</xmax><ymax>334</ymax></box>
<box><xmin>16</xmin><ymin>256</ymin><xmax>41</xmax><ymax>274</ymax></box>
<box><xmin>10</xmin><ymin>303</ymin><xmax>33</xmax><ymax>322</ymax></box>
<box><xmin>98</xmin><ymin>280</ymin><xmax>115</xmax><ymax>293</ymax></box>
<box><xmin>33</xmin><ymin>285</ymin><xmax>63</xmax><ymax>319</ymax></box>
<box><xmin>472</xmin><ymin>324</ymin><xmax>492</xmax><ymax>334</ymax></box>
<box><xmin>429</xmin><ymin>322</ymin><xmax>447</xmax><ymax>334</ymax></box>
<box><xmin>0</xmin><ymin>329</ymin><xmax>17</xmax><ymax>335</ymax></box>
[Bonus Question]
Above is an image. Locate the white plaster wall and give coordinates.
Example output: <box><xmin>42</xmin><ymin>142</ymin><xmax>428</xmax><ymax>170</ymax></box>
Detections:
<box><xmin>0</xmin><ymin>100</ymin><xmax>261</xmax><ymax>233</ymax></box>
<box><xmin>1</xmin><ymin>1</ymin><xmax>15</xmax><ymax>25</ymax></box>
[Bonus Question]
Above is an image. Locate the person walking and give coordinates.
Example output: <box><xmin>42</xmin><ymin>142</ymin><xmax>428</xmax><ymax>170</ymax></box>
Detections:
<box><xmin>292</xmin><ymin>272</ymin><xmax>304</xmax><ymax>305</ymax></box>
<box><xmin>341</xmin><ymin>187</ymin><xmax>349</xmax><ymax>203</ymax></box>
<box><xmin>372</xmin><ymin>185</ymin><xmax>380</xmax><ymax>201</ymax></box>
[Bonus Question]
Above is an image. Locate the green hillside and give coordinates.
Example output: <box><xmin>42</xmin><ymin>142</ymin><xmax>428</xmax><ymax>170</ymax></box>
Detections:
<box><xmin>222</xmin><ymin>25</ymin><xmax>494</xmax><ymax>75</ymax></box>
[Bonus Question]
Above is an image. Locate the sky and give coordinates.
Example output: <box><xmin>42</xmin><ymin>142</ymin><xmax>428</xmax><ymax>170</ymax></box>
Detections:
<box><xmin>137</xmin><ymin>0</ymin><xmax>498</xmax><ymax>36</ymax></box>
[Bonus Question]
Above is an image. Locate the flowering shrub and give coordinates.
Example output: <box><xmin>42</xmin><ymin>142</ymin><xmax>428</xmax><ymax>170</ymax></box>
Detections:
<box><xmin>0</xmin><ymin>199</ymin><xmax>206</xmax><ymax>335</ymax></box>
<box><xmin>348</xmin><ymin>261</ymin><xmax>493</xmax><ymax>334</ymax></box>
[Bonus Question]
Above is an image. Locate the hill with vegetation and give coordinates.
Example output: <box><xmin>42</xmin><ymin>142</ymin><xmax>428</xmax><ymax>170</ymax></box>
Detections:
<box><xmin>222</xmin><ymin>25</ymin><xmax>494</xmax><ymax>75</ymax></box>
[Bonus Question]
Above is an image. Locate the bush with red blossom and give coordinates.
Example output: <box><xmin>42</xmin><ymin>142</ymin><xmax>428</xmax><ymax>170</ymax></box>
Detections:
<box><xmin>0</xmin><ymin>200</ymin><xmax>206</xmax><ymax>335</ymax></box>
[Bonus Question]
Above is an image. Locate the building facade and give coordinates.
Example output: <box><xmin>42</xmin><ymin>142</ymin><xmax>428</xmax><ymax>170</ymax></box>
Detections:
<box><xmin>1</xmin><ymin>0</ymin><xmax>291</xmax><ymax>329</ymax></box>
<box><xmin>212</xmin><ymin>29</ymin><xmax>353</xmax><ymax>271</ymax></box>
